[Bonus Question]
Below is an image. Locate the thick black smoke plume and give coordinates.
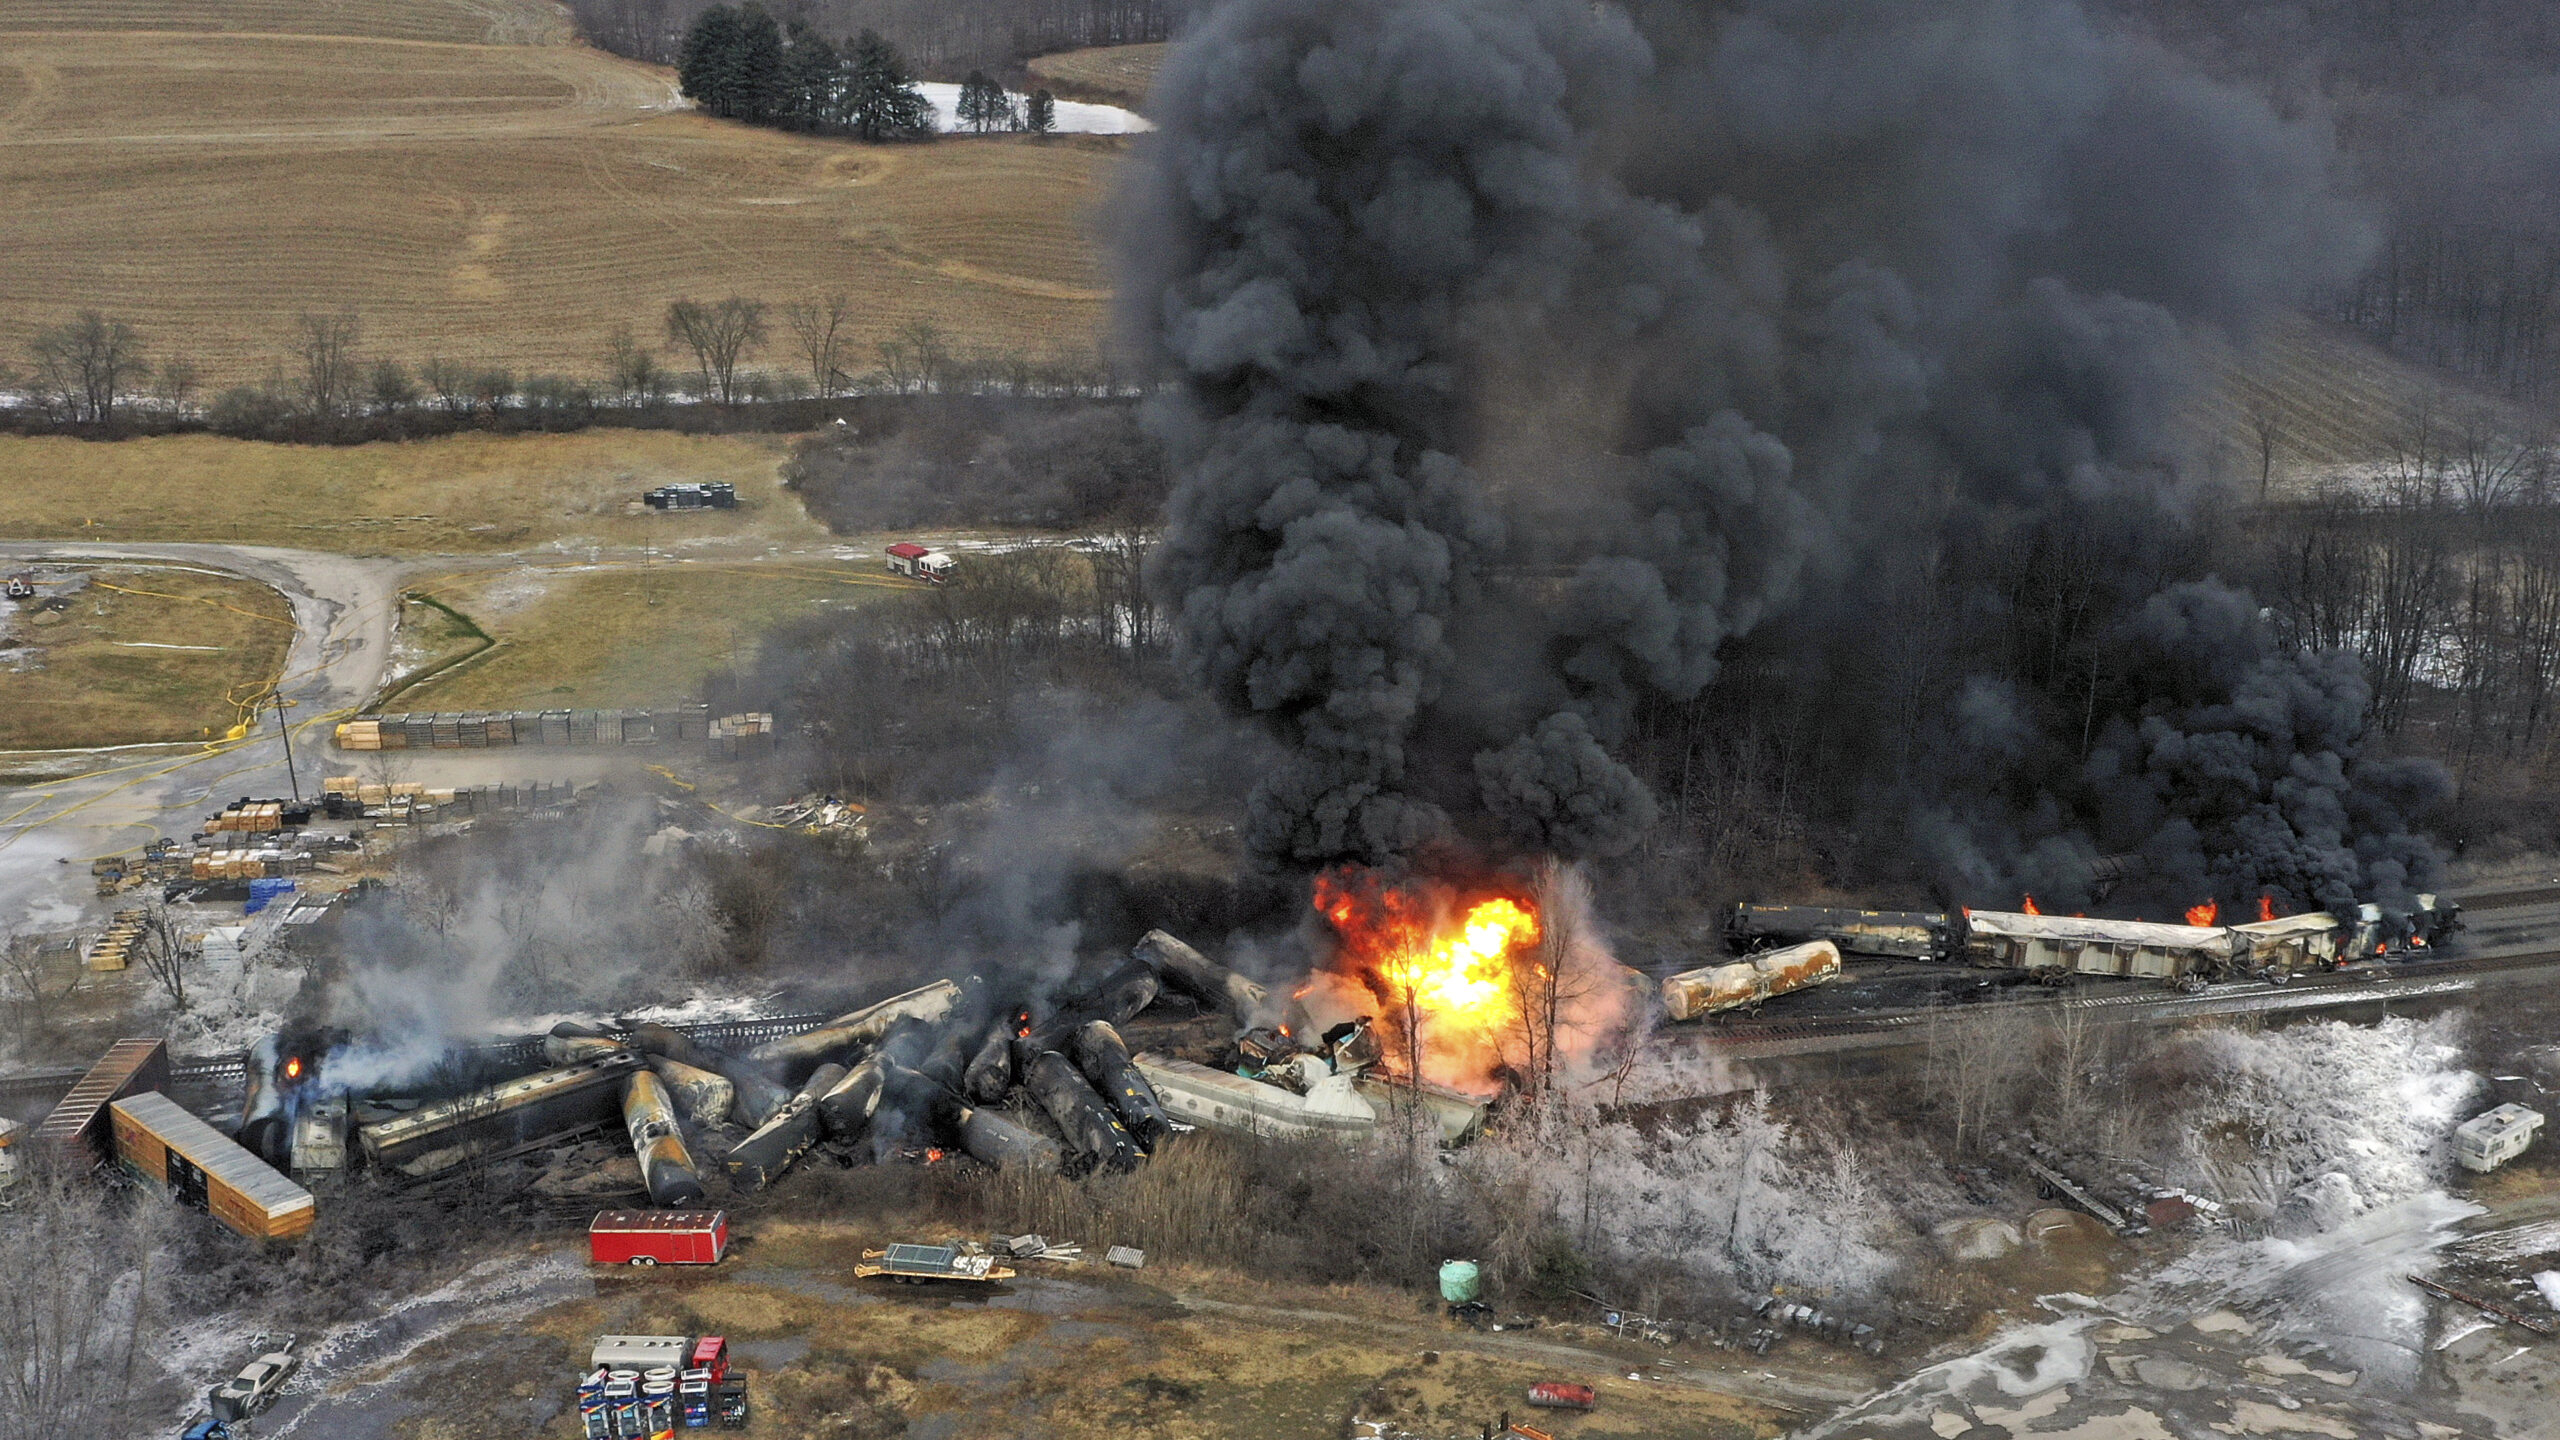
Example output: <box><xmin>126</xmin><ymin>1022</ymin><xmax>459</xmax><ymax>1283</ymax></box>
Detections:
<box><xmin>1128</xmin><ymin>0</ymin><xmax>2440</xmax><ymax>897</ymax></box>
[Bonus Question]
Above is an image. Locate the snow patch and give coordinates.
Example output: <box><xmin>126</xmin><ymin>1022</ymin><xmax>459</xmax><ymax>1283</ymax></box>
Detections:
<box><xmin>914</xmin><ymin>82</ymin><xmax>1150</xmax><ymax>135</ymax></box>
<box><xmin>2537</xmin><ymin>1271</ymin><xmax>2560</xmax><ymax>1313</ymax></box>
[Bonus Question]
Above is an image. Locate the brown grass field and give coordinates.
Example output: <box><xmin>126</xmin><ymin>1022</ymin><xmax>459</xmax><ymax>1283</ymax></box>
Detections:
<box><xmin>1027</xmin><ymin>42</ymin><xmax>1166</xmax><ymax>108</ymax></box>
<box><xmin>0</xmin><ymin>0</ymin><xmax>1118</xmax><ymax>388</ymax></box>
<box><xmin>0</xmin><ymin>563</ymin><xmax>295</xmax><ymax>749</ymax></box>
<box><xmin>0</xmin><ymin>430</ymin><xmax>823</xmax><ymax>552</ymax></box>
<box><xmin>392</xmin><ymin>561</ymin><xmax>918</xmax><ymax>710</ymax></box>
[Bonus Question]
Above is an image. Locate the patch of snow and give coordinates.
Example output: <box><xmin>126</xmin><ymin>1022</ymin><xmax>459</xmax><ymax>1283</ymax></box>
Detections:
<box><xmin>2537</xmin><ymin>1272</ymin><xmax>2560</xmax><ymax>1313</ymax></box>
<box><xmin>914</xmin><ymin>82</ymin><xmax>1150</xmax><ymax>135</ymax></box>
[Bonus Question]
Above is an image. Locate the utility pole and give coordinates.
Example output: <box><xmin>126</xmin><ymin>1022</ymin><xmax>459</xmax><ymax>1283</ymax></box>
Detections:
<box><xmin>271</xmin><ymin>694</ymin><xmax>301</xmax><ymax>803</ymax></box>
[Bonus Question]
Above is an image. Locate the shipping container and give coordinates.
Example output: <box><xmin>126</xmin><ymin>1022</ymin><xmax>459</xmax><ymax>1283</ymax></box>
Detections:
<box><xmin>110</xmin><ymin>1092</ymin><xmax>316</xmax><ymax>1241</ymax></box>
<box><xmin>29</xmin><ymin>1037</ymin><xmax>171</xmax><ymax>1166</ymax></box>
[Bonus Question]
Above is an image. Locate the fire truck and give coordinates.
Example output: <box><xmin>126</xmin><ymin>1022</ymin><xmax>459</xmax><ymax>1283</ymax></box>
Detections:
<box><xmin>884</xmin><ymin>543</ymin><xmax>954</xmax><ymax>583</ymax></box>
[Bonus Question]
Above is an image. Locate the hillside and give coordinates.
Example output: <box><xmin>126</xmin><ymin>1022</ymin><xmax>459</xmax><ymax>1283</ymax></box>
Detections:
<box><xmin>0</xmin><ymin>0</ymin><xmax>1117</xmax><ymax>389</ymax></box>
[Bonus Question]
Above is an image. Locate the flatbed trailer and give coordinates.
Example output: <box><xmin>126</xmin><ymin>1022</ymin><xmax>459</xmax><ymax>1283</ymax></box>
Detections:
<box><xmin>854</xmin><ymin>1243</ymin><xmax>1015</xmax><ymax>1284</ymax></box>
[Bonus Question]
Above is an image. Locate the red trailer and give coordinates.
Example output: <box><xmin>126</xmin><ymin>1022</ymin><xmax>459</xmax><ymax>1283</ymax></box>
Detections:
<box><xmin>590</xmin><ymin>1209</ymin><xmax>729</xmax><ymax>1266</ymax></box>
<box><xmin>1526</xmin><ymin>1380</ymin><xmax>1597</xmax><ymax>1411</ymax></box>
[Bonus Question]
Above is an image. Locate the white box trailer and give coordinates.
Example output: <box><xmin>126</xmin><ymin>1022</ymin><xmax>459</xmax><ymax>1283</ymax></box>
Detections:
<box><xmin>591</xmin><ymin>1336</ymin><xmax>690</xmax><ymax>1371</ymax></box>
<box><xmin>2455</xmin><ymin>1104</ymin><xmax>2544</xmax><ymax>1173</ymax></box>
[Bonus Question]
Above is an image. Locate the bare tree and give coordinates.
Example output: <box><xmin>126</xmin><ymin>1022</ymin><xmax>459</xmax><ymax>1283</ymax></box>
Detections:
<box><xmin>153</xmin><ymin>352</ymin><xmax>199</xmax><ymax>417</ymax></box>
<box><xmin>1510</xmin><ymin>860</ymin><xmax>1603</xmax><ymax>1093</ymax></box>
<box><xmin>419</xmin><ymin>356</ymin><xmax>474</xmax><ymax>415</ymax></box>
<box><xmin>0</xmin><ymin>1168</ymin><xmax>170</xmax><ymax>1440</ymax></box>
<box><xmin>784</xmin><ymin>293</ymin><xmax>855</xmax><ymax>397</ymax></box>
<box><xmin>127</xmin><ymin>898</ymin><xmax>194</xmax><ymax>1012</ymax></box>
<box><xmin>1921</xmin><ymin>1002</ymin><xmax>2034</xmax><ymax>1151</ymax></box>
<box><xmin>664</xmin><ymin>297</ymin><xmax>768</xmax><ymax>405</ymax></box>
<box><xmin>2247</xmin><ymin>403</ymin><xmax>2282</xmax><ymax>502</ymax></box>
<box><xmin>27</xmin><ymin>312</ymin><xmax>149</xmax><ymax>426</ymax></box>
<box><xmin>605</xmin><ymin>325</ymin><xmax>669</xmax><ymax>407</ymax></box>
<box><xmin>0</xmin><ymin>931</ymin><xmax>48</xmax><ymax>1057</ymax></box>
<box><xmin>295</xmin><ymin>311</ymin><xmax>364</xmax><ymax>419</ymax></box>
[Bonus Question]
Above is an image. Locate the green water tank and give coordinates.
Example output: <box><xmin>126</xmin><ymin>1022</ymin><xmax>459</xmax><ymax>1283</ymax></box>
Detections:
<box><xmin>1437</xmin><ymin>1259</ymin><xmax>1481</xmax><ymax>1304</ymax></box>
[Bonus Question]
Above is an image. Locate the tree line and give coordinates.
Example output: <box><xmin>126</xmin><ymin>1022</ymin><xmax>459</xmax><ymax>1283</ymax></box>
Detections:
<box><xmin>566</xmin><ymin>0</ymin><xmax>1171</xmax><ymax>78</ymax></box>
<box><xmin>1</xmin><ymin>301</ymin><xmax>1145</xmax><ymax>443</ymax></box>
<box><xmin>676</xmin><ymin>6</ymin><xmax>1056</xmax><ymax>139</ymax></box>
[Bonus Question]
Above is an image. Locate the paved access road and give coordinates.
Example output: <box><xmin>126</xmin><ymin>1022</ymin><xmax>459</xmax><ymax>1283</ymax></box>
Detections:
<box><xmin>0</xmin><ymin>542</ymin><xmax>406</xmax><ymax>932</ymax></box>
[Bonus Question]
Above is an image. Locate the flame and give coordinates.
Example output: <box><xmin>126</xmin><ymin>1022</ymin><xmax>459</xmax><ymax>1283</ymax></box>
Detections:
<box><xmin>923</xmin><ymin>1147</ymin><xmax>945</xmax><ymax>1164</ymax></box>
<box><xmin>2259</xmin><ymin>894</ymin><xmax>2277</xmax><ymax>923</ymax></box>
<box><xmin>283</xmin><ymin>1056</ymin><xmax>303</xmax><ymax>1081</ymax></box>
<box><xmin>2186</xmin><ymin>900</ymin><xmax>2219</xmax><ymax>927</ymax></box>
<box><xmin>1313</xmin><ymin>867</ymin><xmax>1541</xmax><ymax>1093</ymax></box>
<box><xmin>2411</xmin><ymin>935</ymin><xmax>2428</xmax><ymax>948</ymax></box>
<box><xmin>2020</xmin><ymin>895</ymin><xmax>2042</xmax><ymax>915</ymax></box>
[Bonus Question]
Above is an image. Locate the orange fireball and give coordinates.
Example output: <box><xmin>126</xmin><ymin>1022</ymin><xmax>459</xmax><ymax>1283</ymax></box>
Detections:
<box><xmin>1313</xmin><ymin>868</ymin><xmax>1541</xmax><ymax>1093</ymax></box>
<box><xmin>2186</xmin><ymin>900</ymin><xmax>2219</xmax><ymax>927</ymax></box>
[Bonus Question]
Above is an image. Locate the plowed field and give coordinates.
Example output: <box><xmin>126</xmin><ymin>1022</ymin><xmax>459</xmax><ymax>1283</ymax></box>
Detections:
<box><xmin>0</xmin><ymin>0</ymin><xmax>1117</xmax><ymax>388</ymax></box>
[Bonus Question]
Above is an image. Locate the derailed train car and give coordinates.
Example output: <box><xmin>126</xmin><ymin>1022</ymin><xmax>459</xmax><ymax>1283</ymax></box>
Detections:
<box><xmin>357</xmin><ymin>1051</ymin><xmax>642</xmax><ymax>1177</ymax></box>
<box><xmin>1727</xmin><ymin>905</ymin><xmax>1952</xmax><ymax>960</ymax></box>
<box><xmin>1957</xmin><ymin>911</ymin><xmax>2245</xmax><ymax>987</ymax></box>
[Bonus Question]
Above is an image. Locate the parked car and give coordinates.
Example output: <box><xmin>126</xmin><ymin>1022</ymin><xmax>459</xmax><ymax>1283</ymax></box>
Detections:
<box><xmin>208</xmin><ymin>1338</ymin><xmax>299</xmax><ymax>1423</ymax></box>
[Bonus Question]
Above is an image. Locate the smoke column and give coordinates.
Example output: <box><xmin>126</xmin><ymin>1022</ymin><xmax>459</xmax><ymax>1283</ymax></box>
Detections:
<box><xmin>1130</xmin><ymin>0</ymin><xmax>2438</xmax><ymax>901</ymax></box>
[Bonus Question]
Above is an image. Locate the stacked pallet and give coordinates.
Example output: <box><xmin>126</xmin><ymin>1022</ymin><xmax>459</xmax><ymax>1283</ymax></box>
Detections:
<box><xmin>206</xmin><ymin>800</ymin><xmax>289</xmax><ymax>833</ymax></box>
<box><xmin>708</xmin><ymin>712</ymin><xmax>775</xmax><ymax>760</ymax></box>
<box><xmin>333</xmin><ymin>705</ymin><xmax>719</xmax><ymax>751</ymax></box>
<box><xmin>84</xmin><ymin>910</ymin><xmax>150</xmax><ymax>972</ymax></box>
<box><xmin>191</xmin><ymin>842</ymin><xmax>316</xmax><ymax>881</ymax></box>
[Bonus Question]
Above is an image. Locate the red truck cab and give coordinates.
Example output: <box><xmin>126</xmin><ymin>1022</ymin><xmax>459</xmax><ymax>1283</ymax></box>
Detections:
<box><xmin>689</xmin><ymin>1337</ymin><xmax>728</xmax><ymax>1384</ymax></box>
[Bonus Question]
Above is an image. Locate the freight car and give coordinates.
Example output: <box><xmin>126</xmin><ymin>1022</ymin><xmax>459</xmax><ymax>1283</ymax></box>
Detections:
<box><xmin>1726</xmin><ymin>904</ymin><xmax>1952</xmax><ymax>960</ymax></box>
<box><xmin>358</xmin><ymin>1051</ymin><xmax>641</xmax><ymax>1178</ymax></box>
<box><xmin>1662</xmin><ymin>941</ymin><xmax>1844</xmax><ymax>1021</ymax></box>
<box><xmin>110</xmin><ymin>1092</ymin><xmax>315</xmax><ymax>1241</ymax></box>
<box><xmin>29</xmin><ymin>1037</ymin><xmax>171</xmax><ymax>1166</ymax></box>
<box><xmin>1957</xmin><ymin>911</ymin><xmax>2246</xmax><ymax>987</ymax></box>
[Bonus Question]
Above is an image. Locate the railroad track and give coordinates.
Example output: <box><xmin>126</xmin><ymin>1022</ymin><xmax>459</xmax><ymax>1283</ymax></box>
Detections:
<box><xmin>1</xmin><ymin>1010</ymin><xmax>839</xmax><ymax>1113</ymax></box>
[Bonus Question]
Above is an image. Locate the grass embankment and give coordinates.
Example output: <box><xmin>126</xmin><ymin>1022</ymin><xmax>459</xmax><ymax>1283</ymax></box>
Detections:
<box><xmin>392</xmin><ymin>562</ymin><xmax>918</xmax><ymax>710</ymax></box>
<box><xmin>1027</xmin><ymin>42</ymin><xmax>1167</xmax><ymax>107</ymax></box>
<box><xmin>477</xmin><ymin>1221</ymin><xmax>1793</xmax><ymax>1440</ymax></box>
<box><xmin>0</xmin><ymin>0</ymin><xmax>1118</xmax><ymax>386</ymax></box>
<box><xmin>0</xmin><ymin>564</ymin><xmax>294</xmax><ymax>749</ymax></box>
<box><xmin>0</xmin><ymin>431</ymin><xmax>818</xmax><ymax>552</ymax></box>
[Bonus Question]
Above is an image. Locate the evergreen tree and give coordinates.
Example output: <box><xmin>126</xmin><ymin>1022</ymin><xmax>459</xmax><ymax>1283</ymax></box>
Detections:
<box><xmin>845</xmin><ymin>30</ymin><xmax>935</xmax><ymax>142</ymax></box>
<box><xmin>731</xmin><ymin>4</ymin><xmax>785</xmax><ymax>124</ymax></box>
<box><xmin>781</xmin><ymin>21</ymin><xmax>841</xmax><ymax>131</ymax></box>
<box><xmin>676</xmin><ymin>5</ymin><xmax>743</xmax><ymax>116</ymax></box>
<box><xmin>1025</xmin><ymin>88</ymin><xmax>1056</xmax><ymax>137</ymax></box>
<box><xmin>956</xmin><ymin>70</ymin><xmax>1015</xmax><ymax>134</ymax></box>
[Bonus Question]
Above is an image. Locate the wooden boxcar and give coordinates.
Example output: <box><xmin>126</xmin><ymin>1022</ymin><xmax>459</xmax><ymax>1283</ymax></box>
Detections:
<box><xmin>29</xmin><ymin>1038</ymin><xmax>171</xmax><ymax>1166</ymax></box>
<box><xmin>110</xmin><ymin>1091</ymin><xmax>315</xmax><ymax>1241</ymax></box>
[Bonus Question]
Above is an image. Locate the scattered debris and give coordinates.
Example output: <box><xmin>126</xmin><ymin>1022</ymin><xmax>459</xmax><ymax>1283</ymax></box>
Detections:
<box><xmin>2407</xmin><ymin>1274</ymin><xmax>2557</xmax><ymax>1338</ymax></box>
<box><xmin>767</xmin><ymin>793</ymin><xmax>866</xmax><ymax>834</ymax></box>
<box><xmin>996</xmin><ymin>1233</ymin><xmax>1084</xmax><ymax>1261</ymax></box>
